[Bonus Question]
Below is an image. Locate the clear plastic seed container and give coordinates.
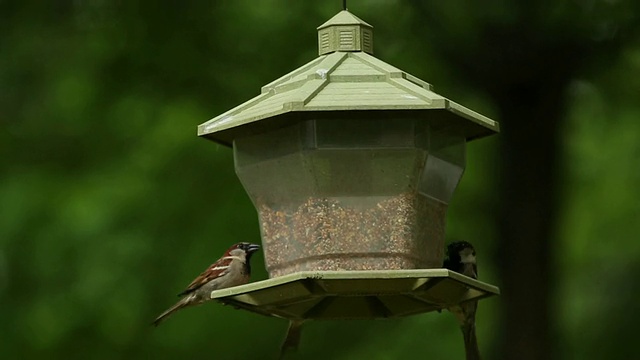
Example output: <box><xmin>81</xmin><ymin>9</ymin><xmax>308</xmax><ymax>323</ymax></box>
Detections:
<box><xmin>234</xmin><ymin>115</ymin><xmax>465</xmax><ymax>278</ymax></box>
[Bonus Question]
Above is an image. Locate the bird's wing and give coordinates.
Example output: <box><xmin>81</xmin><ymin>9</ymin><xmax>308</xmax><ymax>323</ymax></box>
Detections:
<box><xmin>177</xmin><ymin>258</ymin><xmax>232</xmax><ymax>296</ymax></box>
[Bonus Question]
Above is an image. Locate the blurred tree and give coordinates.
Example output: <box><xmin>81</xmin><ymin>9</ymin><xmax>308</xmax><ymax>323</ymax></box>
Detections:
<box><xmin>407</xmin><ymin>1</ymin><xmax>640</xmax><ymax>359</ymax></box>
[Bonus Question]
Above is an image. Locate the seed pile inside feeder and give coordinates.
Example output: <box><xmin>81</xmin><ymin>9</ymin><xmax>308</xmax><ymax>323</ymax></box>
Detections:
<box><xmin>259</xmin><ymin>192</ymin><xmax>447</xmax><ymax>277</ymax></box>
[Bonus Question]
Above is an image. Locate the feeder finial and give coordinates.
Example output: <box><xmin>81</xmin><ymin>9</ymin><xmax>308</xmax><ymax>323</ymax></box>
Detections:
<box><xmin>317</xmin><ymin>9</ymin><xmax>373</xmax><ymax>55</ymax></box>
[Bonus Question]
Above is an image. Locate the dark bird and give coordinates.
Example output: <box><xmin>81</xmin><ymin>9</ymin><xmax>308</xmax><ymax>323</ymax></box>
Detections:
<box><xmin>444</xmin><ymin>241</ymin><xmax>480</xmax><ymax>360</ymax></box>
<box><xmin>152</xmin><ymin>242</ymin><xmax>260</xmax><ymax>326</ymax></box>
<box><xmin>279</xmin><ymin>319</ymin><xmax>305</xmax><ymax>359</ymax></box>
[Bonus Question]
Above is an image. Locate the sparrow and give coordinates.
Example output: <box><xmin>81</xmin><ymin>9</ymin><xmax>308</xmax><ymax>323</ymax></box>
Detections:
<box><xmin>279</xmin><ymin>319</ymin><xmax>305</xmax><ymax>359</ymax></box>
<box><xmin>152</xmin><ymin>242</ymin><xmax>261</xmax><ymax>326</ymax></box>
<box><xmin>443</xmin><ymin>241</ymin><xmax>480</xmax><ymax>360</ymax></box>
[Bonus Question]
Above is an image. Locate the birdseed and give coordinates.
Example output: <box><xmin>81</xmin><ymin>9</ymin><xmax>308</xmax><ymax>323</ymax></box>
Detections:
<box><xmin>258</xmin><ymin>193</ymin><xmax>447</xmax><ymax>278</ymax></box>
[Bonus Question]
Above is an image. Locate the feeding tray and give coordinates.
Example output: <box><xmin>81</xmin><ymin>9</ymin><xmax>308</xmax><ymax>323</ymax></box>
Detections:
<box><xmin>210</xmin><ymin>269</ymin><xmax>499</xmax><ymax>320</ymax></box>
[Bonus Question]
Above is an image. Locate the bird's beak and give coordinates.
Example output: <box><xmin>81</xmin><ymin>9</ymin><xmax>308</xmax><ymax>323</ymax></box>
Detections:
<box><xmin>247</xmin><ymin>244</ymin><xmax>261</xmax><ymax>253</ymax></box>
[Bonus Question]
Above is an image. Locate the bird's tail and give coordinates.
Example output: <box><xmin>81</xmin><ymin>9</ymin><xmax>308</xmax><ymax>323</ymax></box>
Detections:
<box><xmin>279</xmin><ymin>319</ymin><xmax>305</xmax><ymax>359</ymax></box>
<box><xmin>153</xmin><ymin>298</ymin><xmax>189</xmax><ymax>327</ymax></box>
<box><xmin>461</xmin><ymin>322</ymin><xmax>481</xmax><ymax>360</ymax></box>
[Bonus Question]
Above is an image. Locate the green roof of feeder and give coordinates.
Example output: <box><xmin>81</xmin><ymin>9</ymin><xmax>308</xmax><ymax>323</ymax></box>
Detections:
<box><xmin>198</xmin><ymin>10</ymin><xmax>499</xmax><ymax>146</ymax></box>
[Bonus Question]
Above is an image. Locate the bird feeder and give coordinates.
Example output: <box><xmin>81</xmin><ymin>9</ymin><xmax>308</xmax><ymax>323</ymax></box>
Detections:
<box><xmin>199</xmin><ymin>10</ymin><xmax>499</xmax><ymax>320</ymax></box>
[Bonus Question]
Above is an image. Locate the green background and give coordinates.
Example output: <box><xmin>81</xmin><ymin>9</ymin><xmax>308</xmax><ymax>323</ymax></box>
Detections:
<box><xmin>2</xmin><ymin>1</ymin><xmax>639</xmax><ymax>359</ymax></box>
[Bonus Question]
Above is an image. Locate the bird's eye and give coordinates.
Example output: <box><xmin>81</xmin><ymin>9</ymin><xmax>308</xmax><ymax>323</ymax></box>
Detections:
<box><xmin>472</xmin><ymin>251</ymin><xmax>476</xmax><ymax>256</ymax></box>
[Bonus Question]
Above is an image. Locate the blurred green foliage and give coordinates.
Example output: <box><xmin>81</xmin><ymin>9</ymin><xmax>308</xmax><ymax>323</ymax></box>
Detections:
<box><xmin>1</xmin><ymin>1</ymin><xmax>639</xmax><ymax>359</ymax></box>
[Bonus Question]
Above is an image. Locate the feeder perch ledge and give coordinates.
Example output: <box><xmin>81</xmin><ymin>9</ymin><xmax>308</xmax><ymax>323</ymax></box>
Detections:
<box><xmin>210</xmin><ymin>270</ymin><xmax>499</xmax><ymax>320</ymax></box>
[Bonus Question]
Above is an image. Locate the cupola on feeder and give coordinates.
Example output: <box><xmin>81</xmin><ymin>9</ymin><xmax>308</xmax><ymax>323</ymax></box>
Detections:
<box><xmin>199</xmin><ymin>10</ymin><xmax>500</xmax><ymax>320</ymax></box>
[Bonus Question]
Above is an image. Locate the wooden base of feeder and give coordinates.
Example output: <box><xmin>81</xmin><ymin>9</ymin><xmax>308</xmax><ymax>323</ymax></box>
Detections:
<box><xmin>210</xmin><ymin>269</ymin><xmax>499</xmax><ymax>320</ymax></box>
